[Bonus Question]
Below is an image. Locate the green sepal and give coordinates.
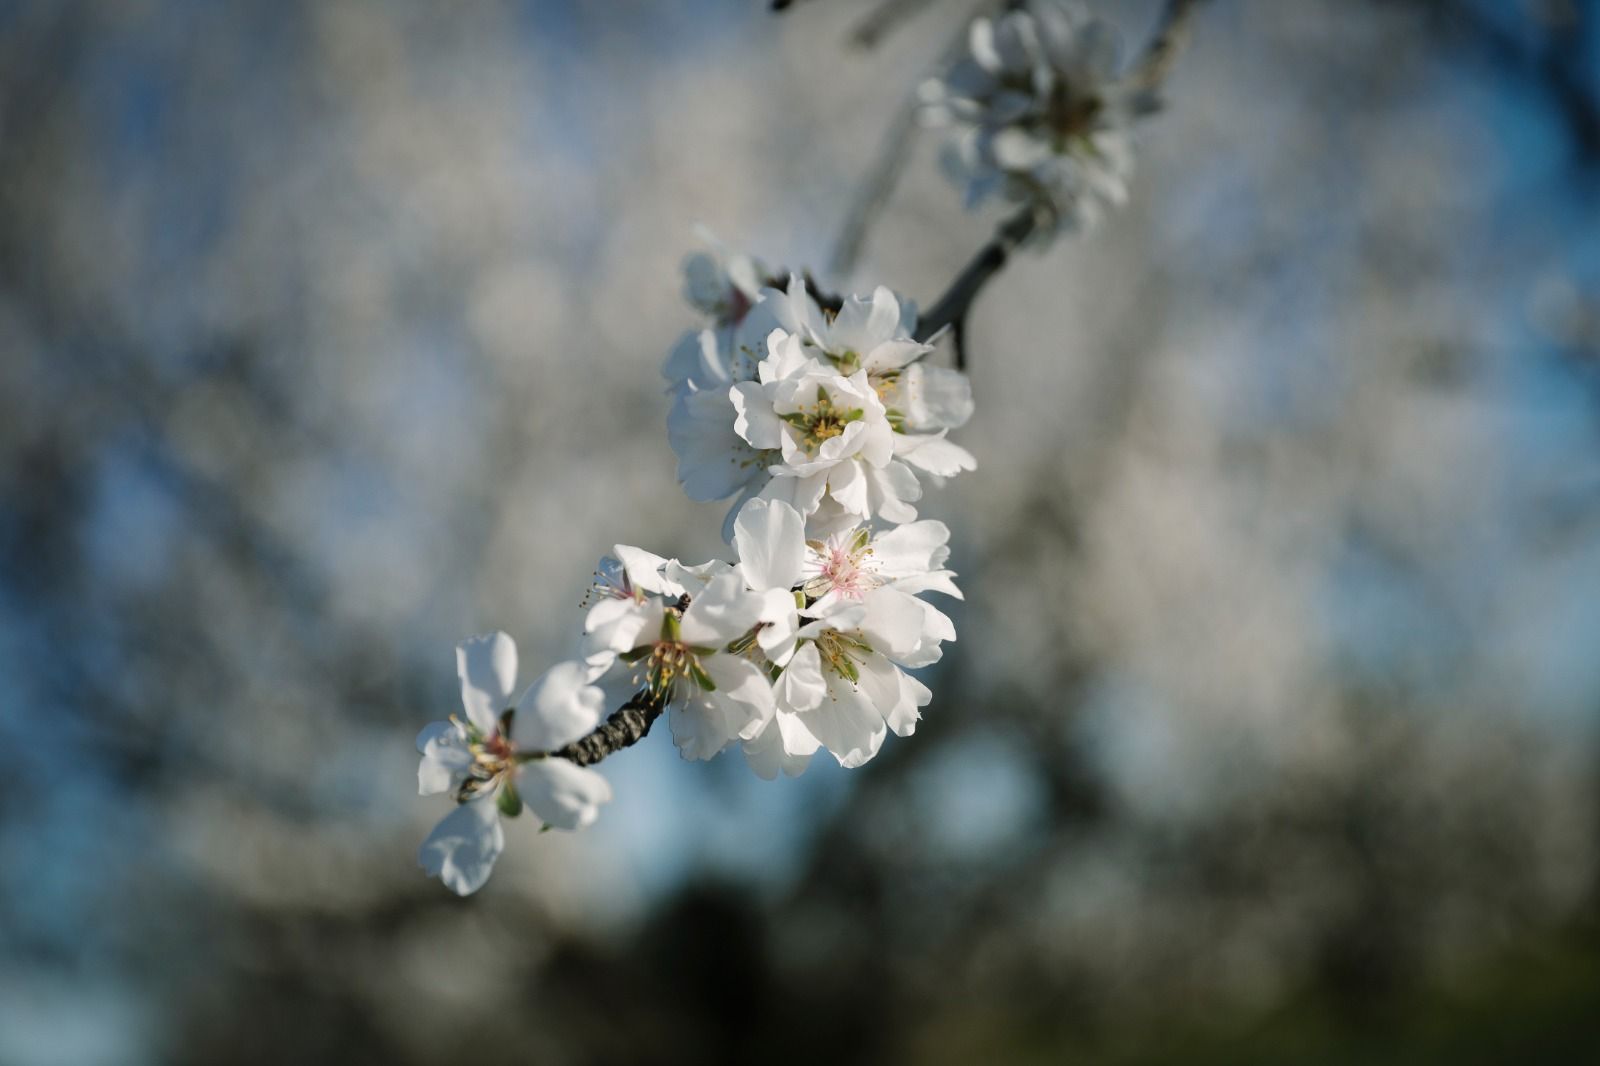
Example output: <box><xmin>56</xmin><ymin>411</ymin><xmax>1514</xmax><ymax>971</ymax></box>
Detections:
<box><xmin>687</xmin><ymin>644</ymin><xmax>721</xmax><ymax>656</ymax></box>
<box><xmin>850</xmin><ymin>527</ymin><xmax>872</xmax><ymax>554</ymax></box>
<box><xmin>497</xmin><ymin>781</ymin><xmax>523</xmax><ymax>818</ymax></box>
<box><xmin>688</xmin><ymin>660</ymin><xmax>717</xmax><ymax>692</ymax></box>
<box><xmin>839</xmin><ymin>408</ymin><xmax>864</xmax><ymax>423</ymax></box>
<box><xmin>660</xmin><ymin>610</ymin><xmax>682</xmax><ymax>643</ymax></box>
<box><xmin>498</xmin><ymin>708</ymin><xmax>516</xmax><ymax>736</ymax></box>
<box><xmin>619</xmin><ymin>646</ymin><xmax>652</xmax><ymax>664</ymax></box>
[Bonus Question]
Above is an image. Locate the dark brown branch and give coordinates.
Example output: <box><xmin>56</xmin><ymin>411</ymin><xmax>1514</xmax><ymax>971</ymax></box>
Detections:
<box><xmin>553</xmin><ymin>690</ymin><xmax>667</xmax><ymax>767</ymax></box>
<box><xmin>914</xmin><ymin>204</ymin><xmax>1038</xmax><ymax>350</ymax></box>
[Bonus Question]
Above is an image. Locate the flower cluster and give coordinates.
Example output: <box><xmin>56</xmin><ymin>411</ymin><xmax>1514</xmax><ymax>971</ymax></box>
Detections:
<box><xmin>416</xmin><ymin>634</ymin><xmax>612</xmax><ymax>895</ymax></box>
<box><xmin>415</xmin><ymin>244</ymin><xmax>973</xmax><ymax>895</ymax></box>
<box><xmin>577</xmin><ymin>498</ymin><xmax>960</xmax><ymax>781</ymax></box>
<box><xmin>667</xmin><ymin>269</ymin><xmax>976</xmax><ymax>539</ymax></box>
<box><xmin>412</xmin><ymin>0</ymin><xmax>1194</xmax><ymax>897</ymax></box>
<box><xmin>920</xmin><ymin>0</ymin><xmax>1159</xmax><ymax>235</ymax></box>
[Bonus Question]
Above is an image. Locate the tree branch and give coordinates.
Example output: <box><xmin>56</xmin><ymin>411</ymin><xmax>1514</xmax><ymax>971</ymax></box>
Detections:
<box><xmin>914</xmin><ymin>205</ymin><xmax>1038</xmax><ymax>359</ymax></box>
<box><xmin>1126</xmin><ymin>0</ymin><xmax>1206</xmax><ymax>92</ymax></box>
<box><xmin>554</xmin><ymin>690</ymin><xmax>667</xmax><ymax>767</ymax></box>
<box><xmin>914</xmin><ymin>0</ymin><xmax>1205</xmax><ymax>362</ymax></box>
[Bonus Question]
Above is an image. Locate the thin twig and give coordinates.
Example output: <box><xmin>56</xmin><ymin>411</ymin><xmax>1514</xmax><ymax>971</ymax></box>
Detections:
<box><xmin>914</xmin><ymin>204</ymin><xmax>1038</xmax><ymax>351</ymax></box>
<box><xmin>850</xmin><ymin>0</ymin><xmax>938</xmax><ymax>50</ymax></box>
<box><xmin>831</xmin><ymin>0</ymin><xmax>1000</xmax><ymax>278</ymax></box>
<box><xmin>914</xmin><ymin>0</ymin><xmax>1205</xmax><ymax>359</ymax></box>
<box><xmin>554</xmin><ymin>691</ymin><xmax>667</xmax><ymax>767</ymax></box>
<box><xmin>831</xmin><ymin>99</ymin><xmax>923</xmax><ymax>277</ymax></box>
<box><xmin>1126</xmin><ymin>0</ymin><xmax>1206</xmax><ymax>92</ymax></box>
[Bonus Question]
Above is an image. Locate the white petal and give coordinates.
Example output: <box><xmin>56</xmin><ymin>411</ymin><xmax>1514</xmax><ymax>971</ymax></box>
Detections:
<box><xmin>889</xmin><ymin>570</ymin><xmax>964</xmax><ymax>601</ymax></box>
<box><xmin>669</xmin><ymin>700</ymin><xmax>737</xmax><ymax>761</ymax></box>
<box><xmin>829</xmin><ymin>286</ymin><xmax>906</xmax><ymax>355</ymax></box>
<box><xmin>418</xmin><ymin>799</ymin><xmax>504</xmax><ymax>896</ymax></box>
<box><xmin>417</xmin><ymin>720</ymin><xmax>473</xmax><ymax>796</ymax></box>
<box><xmin>826</xmin><ymin>460</ymin><xmax>870</xmax><ymax>518</ymax></box>
<box><xmin>519</xmin><ymin>758</ymin><xmax>613</xmax><ymax>831</ymax></box>
<box><xmin>864</xmin><ymin>460</ymin><xmax>922</xmax><ymax>524</ymax></box>
<box><xmin>761</xmin><ymin>329</ymin><xmax>816</xmax><ymax>382</ymax></box>
<box><xmin>456</xmin><ymin>632</ymin><xmax>517</xmax><ymax>735</ymax></box>
<box><xmin>669</xmin><ymin>388</ymin><xmax>753</xmax><ymax>502</ymax></box>
<box><xmin>583</xmin><ymin>596</ymin><xmax>663</xmax><ymax>658</ymax></box>
<box><xmin>734</xmin><ymin>497</ymin><xmax>807</xmax><ymax>592</ymax></box>
<box><xmin>860</xmin><ymin>587</ymin><xmax>929</xmax><ymax>661</ymax></box>
<box><xmin>513</xmin><ymin>660</ymin><xmax>607</xmax><ymax>753</ymax></box>
<box><xmin>802</xmin><ymin>679</ymin><xmax>886</xmax><ymax>768</ymax></box>
<box><xmin>775</xmin><ymin>642</ymin><xmax>827</xmax><ymax>713</ymax></box>
<box><xmin>741</xmin><ymin>709</ymin><xmax>820</xmax><ymax>780</ymax></box>
<box><xmin>856</xmin><ymin>652</ymin><xmax>904</xmax><ymax>721</ymax></box>
<box><xmin>703</xmin><ymin>653</ymin><xmax>776</xmax><ymax>740</ymax></box>
<box><xmin>756</xmin><ymin>469</ymin><xmax>829</xmax><ymax>519</ymax></box>
<box><xmin>891</xmin><ymin>670</ymin><xmax>932</xmax><ymax>737</ymax></box>
<box><xmin>614</xmin><ymin>544</ymin><xmax>685</xmax><ymax>598</ymax></box>
<box><xmin>871</xmin><ymin>520</ymin><xmax>951</xmax><ymax>579</ymax></box>
<box><xmin>895</xmin><ymin>432</ymin><xmax>978</xmax><ymax>477</ymax></box>
<box><xmin>754</xmin><ymin>588</ymin><xmax>801</xmax><ymax>666</ymax></box>
<box><xmin>902</xmin><ymin>363</ymin><xmax>974</xmax><ymax>429</ymax></box>
<box><xmin>731</xmin><ymin>381</ymin><xmax>784</xmax><ymax>448</ymax></box>
<box><xmin>680</xmin><ymin>571</ymin><xmax>766</xmax><ymax>646</ymax></box>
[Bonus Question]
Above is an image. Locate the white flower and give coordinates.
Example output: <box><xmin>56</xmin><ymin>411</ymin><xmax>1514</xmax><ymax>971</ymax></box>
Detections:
<box><xmin>583</xmin><ymin>567</ymin><xmax>776</xmax><ymax>762</ymax></box>
<box><xmin>668</xmin><ymin>276</ymin><xmax>976</xmax><ymax>536</ymax></box>
<box><xmin>727</xmin><ymin>499</ymin><xmax>958</xmax><ymax>776</ymax></box>
<box><xmin>773</xmin><ymin>589</ymin><xmax>945</xmax><ymax>770</ymax></box>
<box><xmin>417</xmin><ymin>632</ymin><xmax>613</xmax><ymax>896</ymax></box>
<box><xmin>731</xmin><ymin>331</ymin><xmax>906</xmax><ymax>520</ymax></box>
<box><xmin>921</xmin><ymin>0</ymin><xmax>1157</xmax><ymax>235</ymax></box>
<box><xmin>582</xmin><ymin>545</ymin><xmax>687</xmax><ymax>672</ymax></box>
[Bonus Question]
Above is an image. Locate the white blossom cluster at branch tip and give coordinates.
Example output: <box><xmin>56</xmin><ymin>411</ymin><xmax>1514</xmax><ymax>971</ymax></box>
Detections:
<box><xmin>412</xmin><ymin>0</ymin><xmax>1197</xmax><ymax>897</ymax></box>
<box><xmin>920</xmin><ymin>0</ymin><xmax>1161</xmax><ymax>237</ymax></box>
<box><xmin>417</xmin><ymin>236</ymin><xmax>975</xmax><ymax>895</ymax></box>
<box><xmin>667</xmin><ymin>250</ymin><xmax>976</xmax><ymax>540</ymax></box>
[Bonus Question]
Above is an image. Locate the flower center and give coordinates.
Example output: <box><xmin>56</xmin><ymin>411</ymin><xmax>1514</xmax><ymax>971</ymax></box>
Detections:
<box><xmin>621</xmin><ymin>611</ymin><xmax>720</xmax><ymax>699</ymax></box>
<box><xmin>457</xmin><ymin>721</ymin><xmax>518</xmax><ymax>801</ymax></box>
<box><xmin>804</xmin><ymin>528</ymin><xmax>878</xmax><ymax>600</ymax></box>
<box><xmin>815</xmin><ymin>628</ymin><xmax>874</xmax><ymax>684</ymax></box>
<box><xmin>780</xmin><ymin>386</ymin><xmax>865</xmax><ymax>456</ymax></box>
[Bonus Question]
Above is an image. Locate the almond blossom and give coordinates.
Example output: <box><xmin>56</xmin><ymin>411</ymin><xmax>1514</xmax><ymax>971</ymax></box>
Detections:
<box><xmin>921</xmin><ymin>0</ymin><xmax>1159</xmax><ymax>235</ymax></box>
<box><xmin>417</xmin><ymin>633</ymin><xmax>613</xmax><ymax>896</ymax></box>
<box><xmin>583</xmin><ymin>562</ymin><xmax>776</xmax><ymax>762</ymax></box>
<box><xmin>726</xmin><ymin>499</ymin><xmax>959</xmax><ymax>778</ymax></box>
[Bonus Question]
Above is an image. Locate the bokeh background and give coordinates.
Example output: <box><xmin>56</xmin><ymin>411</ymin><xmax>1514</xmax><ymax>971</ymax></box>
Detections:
<box><xmin>3</xmin><ymin>0</ymin><xmax>1600</xmax><ymax>1062</ymax></box>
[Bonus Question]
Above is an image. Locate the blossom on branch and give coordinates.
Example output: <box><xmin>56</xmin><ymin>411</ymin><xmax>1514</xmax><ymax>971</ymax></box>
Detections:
<box><xmin>669</xmin><ymin>273</ymin><xmax>975</xmax><ymax>538</ymax></box>
<box><xmin>730</xmin><ymin>499</ymin><xmax>959</xmax><ymax>778</ymax></box>
<box><xmin>921</xmin><ymin>0</ymin><xmax>1159</xmax><ymax>236</ymax></box>
<box><xmin>417</xmin><ymin>633</ymin><xmax>613</xmax><ymax>896</ymax></box>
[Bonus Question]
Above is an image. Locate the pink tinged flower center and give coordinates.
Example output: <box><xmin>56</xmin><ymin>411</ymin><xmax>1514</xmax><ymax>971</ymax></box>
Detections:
<box><xmin>583</xmin><ymin>557</ymin><xmax>644</xmax><ymax>609</ymax></box>
<box><xmin>804</xmin><ymin>529</ymin><xmax>878</xmax><ymax>600</ymax></box>
<box><xmin>457</xmin><ymin>719</ymin><xmax>518</xmax><ymax>801</ymax></box>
